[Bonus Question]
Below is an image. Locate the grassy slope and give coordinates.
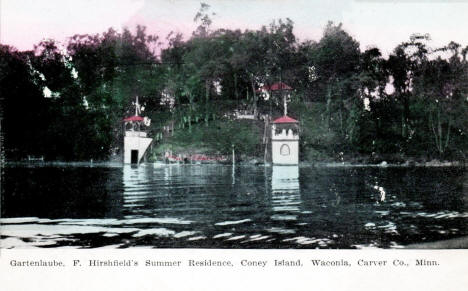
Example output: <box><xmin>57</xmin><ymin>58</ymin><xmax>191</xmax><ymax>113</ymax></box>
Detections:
<box><xmin>150</xmin><ymin>118</ymin><xmax>264</xmax><ymax>161</ymax></box>
<box><xmin>148</xmin><ymin>101</ymin><xmax>341</xmax><ymax>163</ymax></box>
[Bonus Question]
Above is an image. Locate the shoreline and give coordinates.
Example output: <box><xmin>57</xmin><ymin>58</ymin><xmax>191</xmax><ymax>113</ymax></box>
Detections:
<box><xmin>3</xmin><ymin>159</ymin><xmax>465</xmax><ymax>169</ymax></box>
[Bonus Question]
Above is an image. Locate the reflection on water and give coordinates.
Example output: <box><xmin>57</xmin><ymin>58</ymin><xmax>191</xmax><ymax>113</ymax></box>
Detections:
<box><xmin>272</xmin><ymin>166</ymin><xmax>299</xmax><ymax>193</ymax></box>
<box><xmin>271</xmin><ymin>166</ymin><xmax>301</xmax><ymax>225</ymax></box>
<box><xmin>1</xmin><ymin>164</ymin><xmax>467</xmax><ymax>248</ymax></box>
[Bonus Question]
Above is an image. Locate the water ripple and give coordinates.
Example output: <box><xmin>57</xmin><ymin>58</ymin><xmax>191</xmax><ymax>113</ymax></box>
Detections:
<box><xmin>214</xmin><ymin>219</ymin><xmax>251</xmax><ymax>226</ymax></box>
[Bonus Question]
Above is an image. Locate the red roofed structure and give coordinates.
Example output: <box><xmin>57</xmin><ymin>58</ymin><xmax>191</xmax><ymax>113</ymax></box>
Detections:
<box><xmin>123</xmin><ymin>115</ymin><xmax>144</xmax><ymax>122</ymax></box>
<box><xmin>272</xmin><ymin>115</ymin><xmax>298</xmax><ymax>124</ymax></box>
<box><xmin>258</xmin><ymin>82</ymin><xmax>292</xmax><ymax>92</ymax></box>
<box><xmin>123</xmin><ymin>97</ymin><xmax>153</xmax><ymax>165</ymax></box>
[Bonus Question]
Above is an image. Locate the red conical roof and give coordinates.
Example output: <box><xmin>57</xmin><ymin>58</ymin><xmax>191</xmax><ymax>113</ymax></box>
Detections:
<box><xmin>272</xmin><ymin>115</ymin><xmax>298</xmax><ymax>123</ymax></box>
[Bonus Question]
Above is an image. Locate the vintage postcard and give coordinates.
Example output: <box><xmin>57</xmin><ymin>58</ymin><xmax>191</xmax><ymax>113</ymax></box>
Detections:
<box><xmin>1</xmin><ymin>0</ymin><xmax>467</xmax><ymax>290</ymax></box>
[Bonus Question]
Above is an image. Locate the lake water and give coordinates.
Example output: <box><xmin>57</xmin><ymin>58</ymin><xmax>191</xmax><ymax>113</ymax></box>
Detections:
<box><xmin>1</xmin><ymin>164</ymin><xmax>467</xmax><ymax>249</ymax></box>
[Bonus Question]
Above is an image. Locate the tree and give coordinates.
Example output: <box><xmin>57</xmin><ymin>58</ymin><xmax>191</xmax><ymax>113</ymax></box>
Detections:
<box><xmin>0</xmin><ymin>45</ymin><xmax>48</xmax><ymax>159</ymax></box>
<box><xmin>386</xmin><ymin>34</ymin><xmax>430</xmax><ymax>141</ymax></box>
<box><xmin>356</xmin><ymin>47</ymin><xmax>398</xmax><ymax>152</ymax></box>
<box><xmin>193</xmin><ymin>3</ymin><xmax>215</xmax><ymax>38</ymax></box>
<box><xmin>412</xmin><ymin>42</ymin><xmax>468</xmax><ymax>157</ymax></box>
<box><xmin>309</xmin><ymin>22</ymin><xmax>361</xmax><ymax>143</ymax></box>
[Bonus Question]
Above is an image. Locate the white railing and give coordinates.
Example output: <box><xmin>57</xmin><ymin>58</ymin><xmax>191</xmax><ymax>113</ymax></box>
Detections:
<box><xmin>234</xmin><ymin>110</ymin><xmax>255</xmax><ymax>120</ymax></box>
<box><xmin>125</xmin><ymin>131</ymin><xmax>147</xmax><ymax>137</ymax></box>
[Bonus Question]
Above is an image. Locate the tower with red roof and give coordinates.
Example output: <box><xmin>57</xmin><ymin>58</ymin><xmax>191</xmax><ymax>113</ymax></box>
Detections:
<box><xmin>271</xmin><ymin>115</ymin><xmax>299</xmax><ymax>164</ymax></box>
<box><xmin>123</xmin><ymin>97</ymin><xmax>153</xmax><ymax>164</ymax></box>
<box><xmin>264</xmin><ymin>82</ymin><xmax>299</xmax><ymax>164</ymax></box>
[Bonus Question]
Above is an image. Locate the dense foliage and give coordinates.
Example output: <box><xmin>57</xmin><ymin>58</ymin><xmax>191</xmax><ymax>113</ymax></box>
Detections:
<box><xmin>1</xmin><ymin>4</ymin><xmax>467</xmax><ymax>162</ymax></box>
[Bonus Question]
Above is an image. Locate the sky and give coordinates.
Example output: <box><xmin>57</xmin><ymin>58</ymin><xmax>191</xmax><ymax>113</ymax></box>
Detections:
<box><xmin>2</xmin><ymin>0</ymin><xmax>468</xmax><ymax>55</ymax></box>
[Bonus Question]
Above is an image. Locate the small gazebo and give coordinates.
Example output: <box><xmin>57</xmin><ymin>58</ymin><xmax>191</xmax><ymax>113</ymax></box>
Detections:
<box><xmin>259</xmin><ymin>82</ymin><xmax>293</xmax><ymax>92</ymax></box>
<box><xmin>258</xmin><ymin>82</ymin><xmax>293</xmax><ymax>116</ymax></box>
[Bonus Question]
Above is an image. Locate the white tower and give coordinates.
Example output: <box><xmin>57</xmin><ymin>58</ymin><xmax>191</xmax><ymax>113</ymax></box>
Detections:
<box><xmin>123</xmin><ymin>97</ymin><xmax>153</xmax><ymax>164</ymax></box>
<box><xmin>271</xmin><ymin>115</ymin><xmax>299</xmax><ymax>165</ymax></box>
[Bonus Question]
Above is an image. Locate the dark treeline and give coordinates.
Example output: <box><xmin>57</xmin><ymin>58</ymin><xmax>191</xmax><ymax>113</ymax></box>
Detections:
<box><xmin>1</xmin><ymin>4</ymin><xmax>467</xmax><ymax>162</ymax></box>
